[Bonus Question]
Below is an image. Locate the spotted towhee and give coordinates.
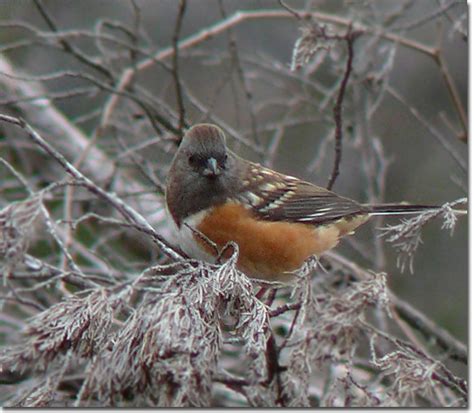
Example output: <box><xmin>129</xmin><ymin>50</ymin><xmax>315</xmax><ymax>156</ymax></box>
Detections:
<box><xmin>165</xmin><ymin>124</ymin><xmax>447</xmax><ymax>283</ymax></box>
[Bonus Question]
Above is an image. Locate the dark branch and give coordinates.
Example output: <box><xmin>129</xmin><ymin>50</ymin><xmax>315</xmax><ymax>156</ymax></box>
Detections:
<box><xmin>32</xmin><ymin>0</ymin><xmax>114</xmax><ymax>82</ymax></box>
<box><xmin>0</xmin><ymin>114</ymin><xmax>183</xmax><ymax>261</ymax></box>
<box><xmin>392</xmin><ymin>295</ymin><xmax>467</xmax><ymax>364</ymax></box>
<box><xmin>326</xmin><ymin>28</ymin><xmax>359</xmax><ymax>190</ymax></box>
<box><xmin>172</xmin><ymin>0</ymin><xmax>188</xmax><ymax>135</ymax></box>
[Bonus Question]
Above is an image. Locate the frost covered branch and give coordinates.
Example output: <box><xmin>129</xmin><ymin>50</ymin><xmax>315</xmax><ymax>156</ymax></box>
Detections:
<box><xmin>379</xmin><ymin>198</ymin><xmax>467</xmax><ymax>272</ymax></box>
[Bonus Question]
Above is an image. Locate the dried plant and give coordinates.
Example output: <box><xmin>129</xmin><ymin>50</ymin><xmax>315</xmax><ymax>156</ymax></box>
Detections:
<box><xmin>0</xmin><ymin>194</ymin><xmax>43</xmax><ymax>283</ymax></box>
<box><xmin>379</xmin><ymin>198</ymin><xmax>467</xmax><ymax>272</ymax></box>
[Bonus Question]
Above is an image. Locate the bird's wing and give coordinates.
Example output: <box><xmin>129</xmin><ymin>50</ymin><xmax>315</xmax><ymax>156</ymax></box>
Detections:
<box><xmin>237</xmin><ymin>163</ymin><xmax>366</xmax><ymax>224</ymax></box>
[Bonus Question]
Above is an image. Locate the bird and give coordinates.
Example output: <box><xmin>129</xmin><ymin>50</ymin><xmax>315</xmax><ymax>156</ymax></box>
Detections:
<box><xmin>165</xmin><ymin>123</ymin><xmax>456</xmax><ymax>283</ymax></box>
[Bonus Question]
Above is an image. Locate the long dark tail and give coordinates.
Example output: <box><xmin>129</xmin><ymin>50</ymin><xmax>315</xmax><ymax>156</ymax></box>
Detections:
<box><xmin>366</xmin><ymin>203</ymin><xmax>442</xmax><ymax>216</ymax></box>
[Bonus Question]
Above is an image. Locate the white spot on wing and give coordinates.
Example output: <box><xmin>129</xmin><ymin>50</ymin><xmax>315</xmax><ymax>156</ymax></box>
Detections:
<box><xmin>309</xmin><ymin>207</ymin><xmax>333</xmax><ymax>213</ymax></box>
<box><xmin>246</xmin><ymin>192</ymin><xmax>263</xmax><ymax>206</ymax></box>
<box><xmin>260</xmin><ymin>182</ymin><xmax>277</xmax><ymax>192</ymax></box>
<box><xmin>258</xmin><ymin>189</ymin><xmax>296</xmax><ymax>213</ymax></box>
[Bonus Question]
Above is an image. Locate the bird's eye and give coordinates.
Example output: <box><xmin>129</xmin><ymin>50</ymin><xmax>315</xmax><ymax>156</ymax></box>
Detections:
<box><xmin>224</xmin><ymin>154</ymin><xmax>228</xmax><ymax>161</ymax></box>
<box><xmin>188</xmin><ymin>154</ymin><xmax>197</xmax><ymax>165</ymax></box>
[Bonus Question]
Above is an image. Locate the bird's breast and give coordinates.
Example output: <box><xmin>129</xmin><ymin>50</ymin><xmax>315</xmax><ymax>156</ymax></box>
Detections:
<box><xmin>182</xmin><ymin>203</ymin><xmax>367</xmax><ymax>283</ymax></box>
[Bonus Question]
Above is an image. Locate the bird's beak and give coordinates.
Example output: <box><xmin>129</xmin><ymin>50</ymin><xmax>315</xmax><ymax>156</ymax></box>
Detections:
<box><xmin>202</xmin><ymin>157</ymin><xmax>220</xmax><ymax>177</ymax></box>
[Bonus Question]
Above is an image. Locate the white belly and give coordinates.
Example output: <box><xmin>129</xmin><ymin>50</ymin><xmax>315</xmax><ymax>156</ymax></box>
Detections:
<box><xmin>168</xmin><ymin>209</ymin><xmax>216</xmax><ymax>263</ymax></box>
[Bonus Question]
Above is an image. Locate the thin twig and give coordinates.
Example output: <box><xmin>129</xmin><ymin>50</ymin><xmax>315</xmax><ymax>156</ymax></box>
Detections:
<box><xmin>32</xmin><ymin>0</ymin><xmax>113</xmax><ymax>82</ymax></box>
<box><xmin>327</xmin><ymin>28</ymin><xmax>359</xmax><ymax>190</ymax></box>
<box><xmin>390</xmin><ymin>0</ymin><xmax>460</xmax><ymax>32</ymax></box>
<box><xmin>386</xmin><ymin>85</ymin><xmax>466</xmax><ymax>171</ymax></box>
<box><xmin>172</xmin><ymin>0</ymin><xmax>188</xmax><ymax>135</ymax></box>
<box><xmin>365</xmin><ymin>320</ymin><xmax>467</xmax><ymax>401</ymax></box>
<box><xmin>0</xmin><ymin>114</ymin><xmax>183</xmax><ymax>261</ymax></box>
<box><xmin>324</xmin><ymin>251</ymin><xmax>467</xmax><ymax>364</ymax></box>
<box><xmin>391</xmin><ymin>295</ymin><xmax>467</xmax><ymax>364</ymax></box>
<box><xmin>433</xmin><ymin>50</ymin><xmax>467</xmax><ymax>142</ymax></box>
<box><xmin>100</xmin><ymin>8</ymin><xmax>437</xmax><ymax>128</ymax></box>
<box><xmin>218</xmin><ymin>0</ymin><xmax>261</xmax><ymax>150</ymax></box>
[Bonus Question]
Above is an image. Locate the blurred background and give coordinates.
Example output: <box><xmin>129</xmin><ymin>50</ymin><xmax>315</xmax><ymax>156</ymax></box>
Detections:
<box><xmin>0</xmin><ymin>0</ymin><xmax>467</xmax><ymax>377</ymax></box>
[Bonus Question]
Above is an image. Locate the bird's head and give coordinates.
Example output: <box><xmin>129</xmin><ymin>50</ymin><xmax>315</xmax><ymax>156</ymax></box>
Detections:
<box><xmin>166</xmin><ymin>124</ymin><xmax>240</xmax><ymax>225</ymax></box>
<box><xmin>175</xmin><ymin>123</ymin><xmax>230</xmax><ymax>179</ymax></box>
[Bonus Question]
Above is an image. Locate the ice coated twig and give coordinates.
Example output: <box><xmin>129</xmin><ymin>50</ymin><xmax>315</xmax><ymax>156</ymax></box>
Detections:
<box><xmin>0</xmin><ymin>114</ymin><xmax>183</xmax><ymax>262</ymax></box>
<box><xmin>379</xmin><ymin>198</ymin><xmax>467</xmax><ymax>273</ymax></box>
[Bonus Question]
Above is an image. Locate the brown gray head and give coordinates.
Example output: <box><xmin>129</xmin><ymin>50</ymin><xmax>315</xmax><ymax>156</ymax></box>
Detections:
<box><xmin>165</xmin><ymin>124</ymin><xmax>243</xmax><ymax>226</ymax></box>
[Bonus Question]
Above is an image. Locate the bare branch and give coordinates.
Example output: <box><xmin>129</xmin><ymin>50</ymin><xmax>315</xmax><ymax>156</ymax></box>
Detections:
<box><xmin>326</xmin><ymin>28</ymin><xmax>360</xmax><ymax>190</ymax></box>
<box><xmin>172</xmin><ymin>0</ymin><xmax>188</xmax><ymax>135</ymax></box>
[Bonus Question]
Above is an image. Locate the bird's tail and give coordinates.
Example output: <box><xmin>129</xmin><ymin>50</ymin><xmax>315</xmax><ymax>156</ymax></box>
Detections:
<box><xmin>365</xmin><ymin>203</ymin><xmax>467</xmax><ymax>216</ymax></box>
